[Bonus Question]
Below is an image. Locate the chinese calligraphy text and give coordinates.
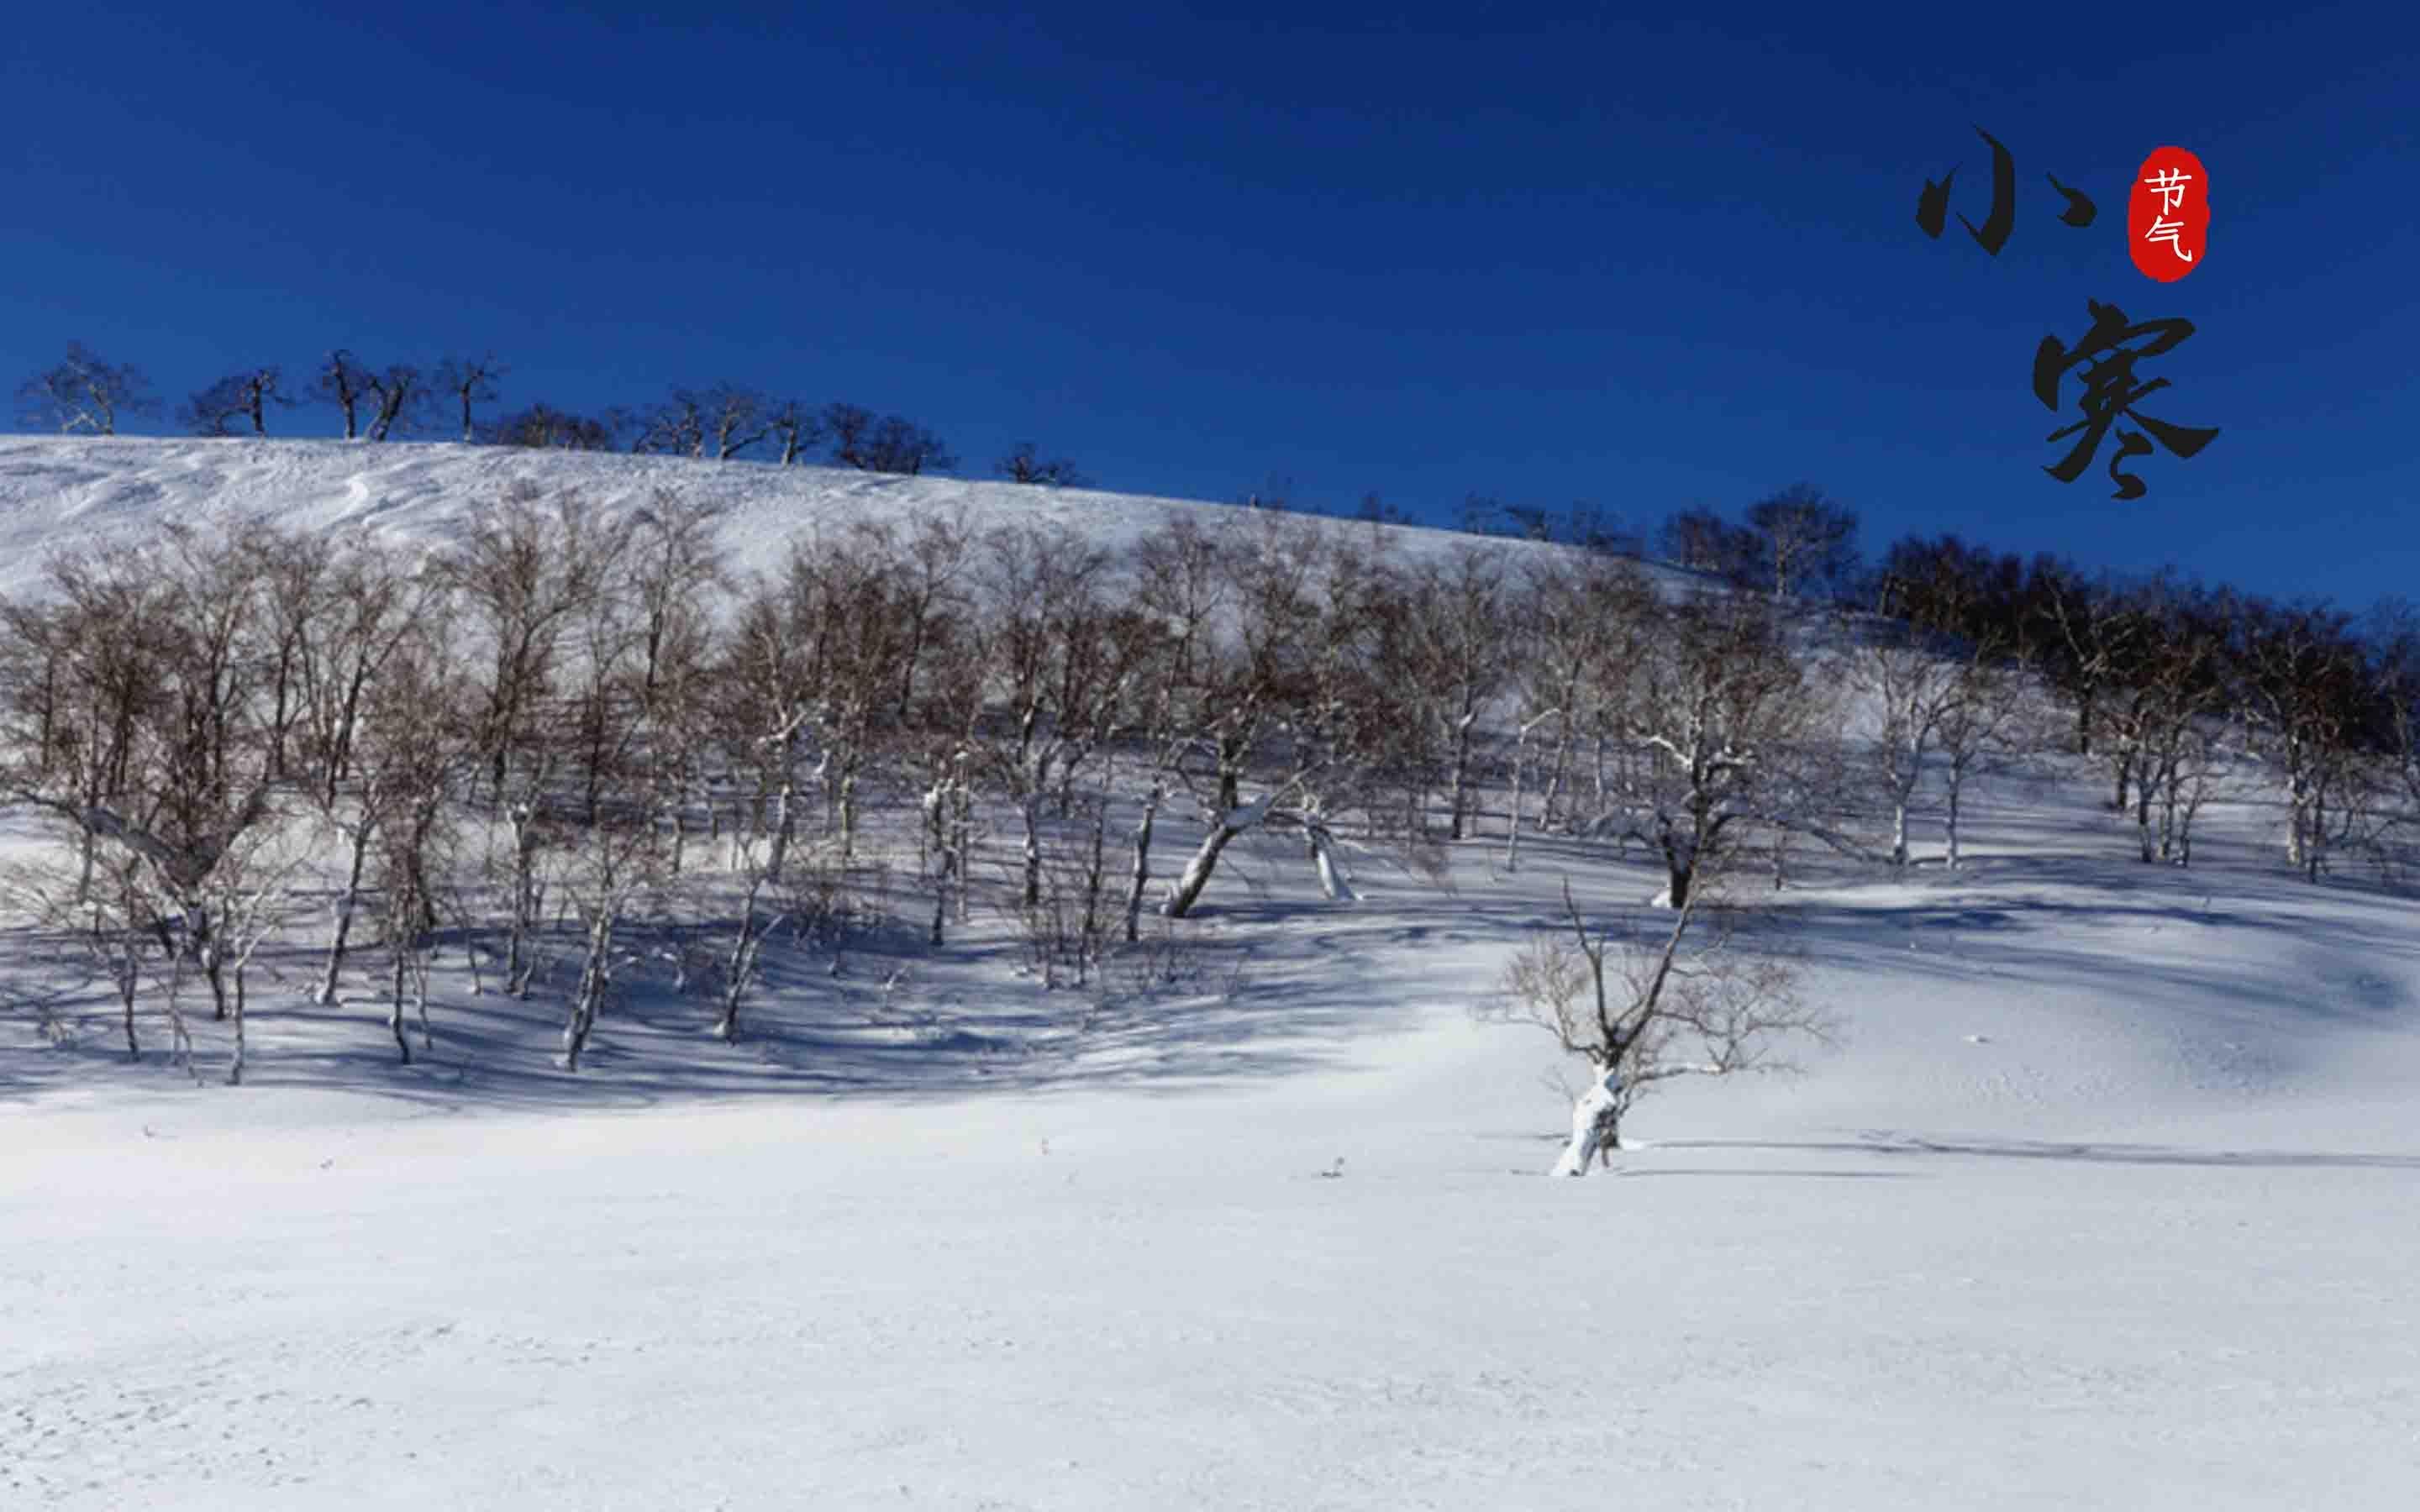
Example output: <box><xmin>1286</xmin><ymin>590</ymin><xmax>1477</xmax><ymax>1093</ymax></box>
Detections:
<box><xmin>2033</xmin><ymin>299</ymin><xmax>2220</xmax><ymax>500</ymax></box>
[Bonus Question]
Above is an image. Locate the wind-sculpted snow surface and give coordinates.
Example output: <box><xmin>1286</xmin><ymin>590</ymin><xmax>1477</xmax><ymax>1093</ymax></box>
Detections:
<box><xmin>0</xmin><ymin>434</ymin><xmax>1565</xmax><ymax>603</ymax></box>
<box><xmin>3</xmin><ymin>438</ymin><xmax>2418</xmax><ymax>1509</ymax></box>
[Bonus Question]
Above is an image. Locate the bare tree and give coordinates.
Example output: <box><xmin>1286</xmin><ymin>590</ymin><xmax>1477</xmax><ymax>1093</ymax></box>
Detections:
<box><xmin>968</xmin><ymin>522</ymin><xmax>1144</xmax><ymax>909</ymax></box>
<box><xmin>1657</xmin><ymin>507</ymin><xmax>1758</xmax><ymax>585</ymax></box>
<box><xmin>314</xmin><ymin>350</ymin><xmax>373</xmax><ymax>439</ymax></box>
<box><xmin>0</xmin><ymin>555</ymin><xmax>143</xmax><ymax>902</ymax></box>
<box><xmin>3</xmin><ymin>524</ymin><xmax>301</xmax><ymax>1033</ymax></box>
<box><xmin>308</xmin><ymin>601</ymin><xmax>455</xmax><ymax>1011</ymax></box>
<box><xmin>489</xmin><ymin>402</ymin><xmax>619</xmax><ymax>450</ymax></box>
<box><xmin>441</xmin><ymin>484</ymin><xmax>627</xmax><ymax>800</ymax></box>
<box><xmin>2238</xmin><ymin>598</ymin><xmax>2371</xmax><ymax>880</ymax></box>
<box><xmin>558</xmin><ymin>809</ymin><xmax>659</xmax><ymax>1072</ymax></box>
<box><xmin>630</xmin><ymin>391</ymin><xmax>708</xmax><ymax>457</ymax></box>
<box><xmin>1489</xmin><ymin>878</ymin><xmax>1829</xmax><ymax>1173</ymax></box>
<box><xmin>17</xmin><ymin>343</ymin><xmax>157</xmax><ymax>435</ymax></box>
<box><xmin>1160</xmin><ymin>515</ymin><xmax>1394</xmax><ymax>917</ymax></box>
<box><xmin>1507</xmin><ymin>554</ymin><xmax>1649</xmax><ymax>843</ymax></box>
<box><xmin>205</xmin><ymin>824</ymin><xmax>307</xmax><ymax>1085</ymax></box>
<box><xmin>1844</xmin><ymin>623</ymin><xmax>1959</xmax><ymax>870</ymax></box>
<box><xmin>897</xmin><ymin>602</ymin><xmax>985</xmax><ymax>950</ymax></box>
<box><xmin>292</xmin><ymin>538</ymin><xmax>437</xmax><ymax>805</ymax></box>
<box><xmin>702</xmin><ymin>385</ymin><xmax>770</xmax><ymax>460</ymax></box>
<box><xmin>1616</xmin><ymin>594</ymin><xmax>1833</xmax><ymax>909</ymax></box>
<box><xmin>436</xmin><ymin>354</ymin><xmax>505</xmax><ymax>443</ymax></box>
<box><xmin>826</xmin><ymin>403</ymin><xmax>955</xmax><ymax>475</ymax></box>
<box><xmin>2028</xmin><ymin>559</ymin><xmax>2139</xmax><ymax>760</ymax></box>
<box><xmin>1933</xmin><ymin>650</ymin><xmax>2028</xmax><ymax>870</ymax></box>
<box><xmin>1397</xmin><ymin>544</ymin><xmax>1511</xmax><ymax>840</ymax></box>
<box><xmin>361</xmin><ymin>364</ymin><xmax>427</xmax><ymax>442</ymax></box>
<box><xmin>765</xmin><ymin>400</ymin><xmax>823</xmax><ymax>465</ymax></box>
<box><xmin>997</xmin><ymin>443</ymin><xmax>1090</xmax><ymax>487</ymax></box>
<box><xmin>1123</xmin><ymin>519</ymin><xmax>1228</xmax><ymax>935</ymax></box>
<box><xmin>1745</xmin><ymin>483</ymin><xmax>1860</xmax><ymax>601</ymax></box>
<box><xmin>180</xmin><ymin>367</ymin><xmax>291</xmax><ymax>437</ymax></box>
<box><xmin>2123</xmin><ymin>588</ymin><xmax>2228</xmax><ymax>864</ymax></box>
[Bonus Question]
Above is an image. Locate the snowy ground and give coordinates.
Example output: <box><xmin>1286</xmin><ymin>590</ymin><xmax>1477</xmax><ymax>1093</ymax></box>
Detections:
<box><xmin>4</xmin><ymin>439</ymin><xmax>2418</xmax><ymax>1508</ymax></box>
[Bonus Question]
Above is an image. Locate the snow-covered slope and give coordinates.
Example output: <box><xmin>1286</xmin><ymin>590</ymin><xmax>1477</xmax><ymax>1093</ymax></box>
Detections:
<box><xmin>0</xmin><ymin>434</ymin><xmax>1535</xmax><ymax>601</ymax></box>
<box><xmin>3</xmin><ymin>438</ymin><xmax>2417</xmax><ymax>1510</ymax></box>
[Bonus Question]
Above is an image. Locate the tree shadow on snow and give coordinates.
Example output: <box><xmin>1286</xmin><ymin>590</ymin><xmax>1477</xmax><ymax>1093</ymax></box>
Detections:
<box><xmin>1663</xmin><ymin>1135</ymin><xmax>2420</xmax><ymax>1172</ymax></box>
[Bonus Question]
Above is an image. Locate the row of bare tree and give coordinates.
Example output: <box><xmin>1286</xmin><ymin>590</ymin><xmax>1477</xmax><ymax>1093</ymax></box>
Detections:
<box><xmin>13</xmin><ymin>343</ymin><xmax>1086</xmax><ymax>486</ymax></box>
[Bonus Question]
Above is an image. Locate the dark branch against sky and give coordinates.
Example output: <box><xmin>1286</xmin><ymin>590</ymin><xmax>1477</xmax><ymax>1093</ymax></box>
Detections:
<box><xmin>3</xmin><ymin>2</ymin><xmax>2415</xmax><ymax>604</ymax></box>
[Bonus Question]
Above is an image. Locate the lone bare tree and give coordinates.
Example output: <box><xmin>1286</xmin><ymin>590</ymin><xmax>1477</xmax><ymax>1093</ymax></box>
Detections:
<box><xmin>1491</xmin><ymin>879</ymin><xmax>1829</xmax><ymax>1173</ymax></box>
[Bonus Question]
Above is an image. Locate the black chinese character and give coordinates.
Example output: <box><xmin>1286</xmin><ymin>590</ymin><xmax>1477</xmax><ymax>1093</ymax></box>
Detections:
<box><xmin>1918</xmin><ymin>126</ymin><xmax>2096</xmax><ymax>255</ymax></box>
<box><xmin>2033</xmin><ymin>299</ymin><xmax>2220</xmax><ymax>500</ymax></box>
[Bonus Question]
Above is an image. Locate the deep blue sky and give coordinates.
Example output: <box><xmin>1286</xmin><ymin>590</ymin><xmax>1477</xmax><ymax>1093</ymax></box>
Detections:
<box><xmin>5</xmin><ymin>3</ymin><xmax>2417</xmax><ymax>606</ymax></box>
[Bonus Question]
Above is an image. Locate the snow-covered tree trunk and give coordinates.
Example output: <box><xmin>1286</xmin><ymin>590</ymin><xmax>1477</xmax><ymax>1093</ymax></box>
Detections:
<box><xmin>1306</xmin><ymin>820</ymin><xmax>1356</xmax><ymax>902</ymax></box>
<box><xmin>388</xmin><ymin>943</ymin><xmax>413</xmax><ymax>1066</ymax></box>
<box><xmin>1077</xmin><ymin>770</ymin><xmax>1113</xmax><ymax>984</ymax></box>
<box><xmin>564</xmin><ymin>908</ymin><xmax>616</xmax><ymax>1072</ymax></box>
<box><xmin>1125</xmin><ymin>778</ymin><xmax>1162</xmax><ymax>944</ymax></box>
<box><xmin>1446</xmin><ymin>709</ymin><xmax>1476</xmax><ymax>841</ymax></box>
<box><xmin>314</xmin><ymin>816</ymin><xmax>374</xmax><ymax>1005</ymax></box>
<box><xmin>504</xmin><ymin>803</ymin><xmax>543</xmax><ymax>1000</ymax></box>
<box><xmin>1505</xmin><ymin>709</ymin><xmax>1559</xmax><ymax>874</ymax></box>
<box><xmin>951</xmin><ymin>759</ymin><xmax>973</xmax><ymax>926</ymax></box>
<box><xmin>228</xmin><ymin>964</ymin><xmax>248</xmax><ymax>1085</ymax></box>
<box><xmin>1555</xmin><ymin>1068</ymin><xmax>1623</xmax><ymax>1175</ymax></box>
<box><xmin>1541</xmin><ymin>717</ymin><xmax>1575</xmax><ymax>832</ymax></box>
<box><xmin>838</xmin><ymin>762</ymin><xmax>860</xmax><ymax>864</ymax></box>
<box><xmin>1020</xmin><ymin>793</ymin><xmax>1043</xmax><ymax>910</ymax></box>
<box><xmin>1163</xmin><ymin>795</ymin><xmax>1271</xmax><ymax>919</ymax></box>
<box><xmin>923</xmin><ymin>778</ymin><xmax>952</xmax><ymax>947</ymax></box>
<box><xmin>718</xmin><ymin>871</ymin><xmax>771</xmax><ymax>1042</ymax></box>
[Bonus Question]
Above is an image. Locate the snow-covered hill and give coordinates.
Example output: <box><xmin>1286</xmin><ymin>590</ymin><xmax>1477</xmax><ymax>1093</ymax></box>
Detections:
<box><xmin>3</xmin><ymin>437</ymin><xmax>2417</xmax><ymax>1510</ymax></box>
<box><xmin>0</xmin><ymin>433</ymin><xmax>1537</xmax><ymax>601</ymax></box>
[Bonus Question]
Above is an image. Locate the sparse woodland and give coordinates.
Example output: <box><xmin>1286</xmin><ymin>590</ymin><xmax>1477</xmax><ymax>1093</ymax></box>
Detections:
<box><xmin>12</xmin><ymin>343</ymin><xmax>2420</xmax><ymax>1155</ymax></box>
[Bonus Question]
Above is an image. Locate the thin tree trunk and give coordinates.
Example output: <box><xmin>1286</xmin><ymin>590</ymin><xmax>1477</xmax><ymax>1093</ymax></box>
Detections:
<box><xmin>1447</xmin><ymin>711</ymin><xmax>1474</xmax><ymax>840</ymax></box>
<box><xmin>117</xmin><ymin>930</ymin><xmax>140</xmax><ymax>1061</ymax></box>
<box><xmin>315</xmin><ymin>817</ymin><xmax>375</xmax><ymax>1005</ymax></box>
<box><xmin>718</xmin><ymin>874</ymin><xmax>766</xmax><ymax>1042</ymax></box>
<box><xmin>1541</xmin><ymin>720</ymin><xmax>1573</xmax><ymax>832</ymax></box>
<box><xmin>1125</xmin><ymin>778</ymin><xmax>1162</xmax><ymax>943</ymax></box>
<box><xmin>389</xmin><ymin>946</ymin><xmax>413</xmax><ymax>1065</ymax></box>
<box><xmin>228</xmin><ymin>965</ymin><xmax>247</xmax><ymax>1084</ymax></box>
<box><xmin>951</xmin><ymin>759</ymin><xmax>972</xmax><ymax>925</ymax></box>
<box><xmin>565</xmin><ymin>910</ymin><xmax>614</xmax><ymax>1071</ymax></box>
<box><xmin>1021</xmin><ymin>794</ymin><xmax>1043</xmax><ymax>909</ymax></box>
